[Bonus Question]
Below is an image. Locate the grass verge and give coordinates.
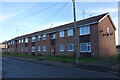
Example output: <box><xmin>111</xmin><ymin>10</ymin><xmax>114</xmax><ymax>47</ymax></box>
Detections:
<box><xmin>2</xmin><ymin>53</ymin><xmax>120</xmax><ymax>63</ymax></box>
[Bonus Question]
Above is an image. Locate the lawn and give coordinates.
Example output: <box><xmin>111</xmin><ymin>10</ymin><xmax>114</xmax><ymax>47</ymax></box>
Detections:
<box><xmin>2</xmin><ymin>52</ymin><xmax>120</xmax><ymax>63</ymax></box>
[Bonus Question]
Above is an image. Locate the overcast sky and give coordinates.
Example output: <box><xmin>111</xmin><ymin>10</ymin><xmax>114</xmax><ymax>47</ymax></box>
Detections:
<box><xmin>0</xmin><ymin>1</ymin><xmax>118</xmax><ymax>44</ymax></box>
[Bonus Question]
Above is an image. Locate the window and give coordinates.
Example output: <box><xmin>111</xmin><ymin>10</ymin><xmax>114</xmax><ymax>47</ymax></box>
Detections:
<box><xmin>19</xmin><ymin>39</ymin><xmax>21</xmax><ymax>43</ymax></box>
<box><xmin>25</xmin><ymin>38</ymin><xmax>28</xmax><ymax>43</ymax></box>
<box><xmin>21</xmin><ymin>47</ymin><xmax>24</xmax><ymax>52</ymax></box>
<box><xmin>80</xmin><ymin>26</ymin><xmax>90</xmax><ymax>35</ymax></box>
<box><xmin>18</xmin><ymin>47</ymin><xmax>20</xmax><ymax>52</ymax></box>
<box><xmin>59</xmin><ymin>31</ymin><xmax>64</xmax><ymax>37</ymax></box>
<box><xmin>68</xmin><ymin>44</ymin><xmax>74</xmax><ymax>51</ymax></box>
<box><xmin>22</xmin><ymin>39</ymin><xmax>24</xmax><ymax>43</ymax></box>
<box><xmin>25</xmin><ymin>47</ymin><xmax>28</xmax><ymax>52</ymax></box>
<box><xmin>32</xmin><ymin>46</ymin><xmax>36</xmax><ymax>52</ymax></box>
<box><xmin>32</xmin><ymin>36</ymin><xmax>36</xmax><ymax>42</ymax></box>
<box><xmin>10</xmin><ymin>41</ymin><xmax>12</xmax><ymax>44</ymax></box>
<box><xmin>43</xmin><ymin>34</ymin><xmax>46</xmax><ymax>40</ymax></box>
<box><xmin>68</xmin><ymin>29</ymin><xmax>73</xmax><ymax>36</ymax></box>
<box><xmin>8</xmin><ymin>42</ymin><xmax>10</xmax><ymax>45</ymax></box>
<box><xmin>59</xmin><ymin>44</ymin><xmax>65</xmax><ymax>51</ymax></box>
<box><xmin>43</xmin><ymin>46</ymin><xmax>46</xmax><ymax>52</ymax></box>
<box><xmin>8</xmin><ymin>48</ymin><xmax>10</xmax><ymax>52</ymax></box>
<box><xmin>107</xmin><ymin>27</ymin><xmax>110</xmax><ymax>33</ymax></box>
<box><xmin>38</xmin><ymin>46</ymin><xmax>41</xmax><ymax>51</ymax></box>
<box><xmin>38</xmin><ymin>36</ymin><xmax>41</xmax><ymax>41</ymax></box>
<box><xmin>80</xmin><ymin>42</ymin><xmax>91</xmax><ymax>52</ymax></box>
<box><xmin>13</xmin><ymin>40</ymin><xmax>14</xmax><ymax>44</ymax></box>
<box><xmin>51</xmin><ymin>34</ymin><xmax>55</xmax><ymax>39</ymax></box>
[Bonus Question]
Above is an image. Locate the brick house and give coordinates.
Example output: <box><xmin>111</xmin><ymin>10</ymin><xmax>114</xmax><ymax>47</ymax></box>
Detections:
<box><xmin>7</xmin><ymin>13</ymin><xmax>116</xmax><ymax>58</ymax></box>
<box><xmin>0</xmin><ymin>41</ymin><xmax>7</xmax><ymax>53</ymax></box>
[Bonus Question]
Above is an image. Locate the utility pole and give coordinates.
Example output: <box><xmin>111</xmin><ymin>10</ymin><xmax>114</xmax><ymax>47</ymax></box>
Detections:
<box><xmin>72</xmin><ymin>0</ymin><xmax>79</xmax><ymax>63</ymax></box>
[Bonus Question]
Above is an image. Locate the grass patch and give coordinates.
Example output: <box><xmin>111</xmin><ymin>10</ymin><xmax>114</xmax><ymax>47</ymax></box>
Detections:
<box><xmin>2</xmin><ymin>53</ymin><xmax>120</xmax><ymax>63</ymax></box>
<box><xmin>3</xmin><ymin>53</ymin><xmax>38</xmax><ymax>59</ymax></box>
<box><xmin>3</xmin><ymin>53</ymin><xmax>102</xmax><ymax>63</ymax></box>
<box><xmin>106</xmin><ymin>53</ymin><xmax>120</xmax><ymax>60</ymax></box>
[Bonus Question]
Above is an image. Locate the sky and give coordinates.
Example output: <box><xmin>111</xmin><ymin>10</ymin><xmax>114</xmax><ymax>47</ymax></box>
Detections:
<box><xmin>0</xmin><ymin>1</ymin><xmax>119</xmax><ymax>45</ymax></box>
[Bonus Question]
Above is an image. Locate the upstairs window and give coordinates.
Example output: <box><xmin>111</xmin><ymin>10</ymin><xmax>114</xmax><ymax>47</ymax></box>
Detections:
<box><xmin>25</xmin><ymin>38</ymin><xmax>28</xmax><ymax>43</ymax></box>
<box><xmin>51</xmin><ymin>33</ymin><xmax>55</xmax><ymax>39</ymax></box>
<box><xmin>43</xmin><ymin>34</ymin><xmax>46</xmax><ymax>40</ymax></box>
<box><xmin>19</xmin><ymin>39</ymin><xmax>21</xmax><ymax>43</ymax></box>
<box><xmin>68</xmin><ymin>29</ymin><xmax>73</xmax><ymax>36</ymax></box>
<box><xmin>59</xmin><ymin>44</ymin><xmax>65</xmax><ymax>51</ymax></box>
<box><xmin>68</xmin><ymin>44</ymin><xmax>74</xmax><ymax>51</ymax></box>
<box><xmin>80</xmin><ymin>26</ymin><xmax>90</xmax><ymax>35</ymax></box>
<box><xmin>8</xmin><ymin>42</ymin><xmax>10</xmax><ymax>45</ymax></box>
<box><xmin>59</xmin><ymin>31</ymin><xmax>64</xmax><ymax>37</ymax></box>
<box><xmin>22</xmin><ymin>39</ymin><xmax>24</xmax><ymax>43</ymax></box>
<box><xmin>80</xmin><ymin>42</ymin><xmax>91</xmax><ymax>52</ymax></box>
<box><xmin>32</xmin><ymin>36</ymin><xmax>36</xmax><ymax>42</ymax></box>
<box><xmin>11</xmin><ymin>41</ymin><xmax>12</xmax><ymax>44</ymax></box>
<box><xmin>12</xmin><ymin>40</ymin><xmax>14</xmax><ymax>44</ymax></box>
<box><xmin>38</xmin><ymin>36</ymin><xmax>41</xmax><ymax>41</ymax></box>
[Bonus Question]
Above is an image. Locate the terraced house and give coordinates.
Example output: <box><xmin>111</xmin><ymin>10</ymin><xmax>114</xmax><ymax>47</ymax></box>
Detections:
<box><xmin>7</xmin><ymin>13</ymin><xmax>116</xmax><ymax>58</ymax></box>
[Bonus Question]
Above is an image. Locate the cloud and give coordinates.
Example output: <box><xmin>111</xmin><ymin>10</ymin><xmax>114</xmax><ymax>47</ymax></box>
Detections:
<box><xmin>87</xmin><ymin>8</ymin><xmax>118</xmax><ymax>13</ymax></box>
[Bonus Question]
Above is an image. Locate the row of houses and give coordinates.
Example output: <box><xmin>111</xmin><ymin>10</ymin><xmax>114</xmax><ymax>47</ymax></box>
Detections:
<box><xmin>4</xmin><ymin>13</ymin><xmax>117</xmax><ymax>57</ymax></box>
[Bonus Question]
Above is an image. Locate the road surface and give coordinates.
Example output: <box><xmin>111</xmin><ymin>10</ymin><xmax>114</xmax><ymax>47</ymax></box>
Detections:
<box><xmin>2</xmin><ymin>57</ymin><xmax>119</xmax><ymax>78</ymax></box>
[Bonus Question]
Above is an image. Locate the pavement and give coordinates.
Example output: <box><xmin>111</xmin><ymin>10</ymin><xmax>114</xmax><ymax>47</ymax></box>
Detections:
<box><xmin>2</xmin><ymin>55</ymin><xmax>119</xmax><ymax>77</ymax></box>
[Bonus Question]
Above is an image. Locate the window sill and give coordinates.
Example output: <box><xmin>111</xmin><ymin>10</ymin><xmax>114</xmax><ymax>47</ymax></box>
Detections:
<box><xmin>80</xmin><ymin>34</ymin><xmax>90</xmax><ymax>36</ymax></box>
<box><xmin>68</xmin><ymin>50</ymin><xmax>74</xmax><ymax>51</ymax></box>
<box><xmin>60</xmin><ymin>50</ymin><xmax>65</xmax><ymax>52</ymax></box>
<box><xmin>80</xmin><ymin>51</ymin><xmax>91</xmax><ymax>52</ymax></box>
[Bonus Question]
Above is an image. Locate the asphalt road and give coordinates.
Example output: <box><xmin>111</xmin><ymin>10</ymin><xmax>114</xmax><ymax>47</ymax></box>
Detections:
<box><xmin>2</xmin><ymin>57</ymin><xmax>119</xmax><ymax>78</ymax></box>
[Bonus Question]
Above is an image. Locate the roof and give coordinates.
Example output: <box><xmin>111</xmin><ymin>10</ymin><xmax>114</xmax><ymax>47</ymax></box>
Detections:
<box><xmin>9</xmin><ymin>13</ymin><xmax>115</xmax><ymax>40</ymax></box>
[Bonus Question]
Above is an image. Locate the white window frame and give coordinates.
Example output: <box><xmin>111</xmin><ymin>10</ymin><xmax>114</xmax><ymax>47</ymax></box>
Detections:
<box><xmin>68</xmin><ymin>44</ymin><xmax>74</xmax><ymax>51</ymax></box>
<box><xmin>19</xmin><ymin>39</ymin><xmax>21</xmax><ymax>43</ymax></box>
<box><xmin>32</xmin><ymin>46</ymin><xmax>36</xmax><ymax>52</ymax></box>
<box><xmin>51</xmin><ymin>33</ymin><xmax>56</xmax><ymax>39</ymax></box>
<box><xmin>43</xmin><ymin>46</ymin><xmax>46</xmax><ymax>52</ymax></box>
<box><xmin>59</xmin><ymin>31</ymin><xmax>64</xmax><ymax>37</ymax></box>
<box><xmin>80</xmin><ymin>26</ymin><xmax>90</xmax><ymax>36</ymax></box>
<box><xmin>59</xmin><ymin>44</ymin><xmax>65</xmax><ymax>51</ymax></box>
<box><xmin>38</xmin><ymin>46</ymin><xmax>41</xmax><ymax>52</ymax></box>
<box><xmin>32</xmin><ymin>36</ymin><xmax>36</xmax><ymax>42</ymax></box>
<box><xmin>25</xmin><ymin>38</ymin><xmax>28</xmax><ymax>43</ymax></box>
<box><xmin>38</xmin><ymin>35</ymin><xmax>41</xmax><ymax>41</ymax></box>
<box><xmin>68</xmin><ymin>29</ymin><xmax>73</xmax><ymax>36</ymax></box>
<box><xmin>8</xmin><ymin>42</ymin><xmax>10</xmax><ymax>45</ymax></box>
<box><xmin>80</xmin><ymin>42</ymin><xmax>91</xmax><ymax>52</ymax></box>
<box><xmin>43</xmin><ymin>34</ymin><xmax>46</xmax><ymax>40</ymax></box>
<box><xmin>21</xmin><ymin>39</ymin><xmax>24</xmax><ymax>43</ymax></box>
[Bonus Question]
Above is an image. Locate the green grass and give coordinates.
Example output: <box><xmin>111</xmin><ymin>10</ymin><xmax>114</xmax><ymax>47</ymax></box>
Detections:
<box><xmin>106</xmin><ymin>53</ymin><xmax>120</xmax><ymax>60</ymax></box>
<box><xmin>2</xmin><ymin>53</ymin><xmax>102</xmax><ymax>63</ymax></box>
<box><xmin>3</xmin><ymin>53</ymin><xmax>38</xmax><ymax>59</ymax></box>
<box><xmin>2</xmin><ymin>53</ymin><xmax>120</xmax><ymax>63</ymax></box>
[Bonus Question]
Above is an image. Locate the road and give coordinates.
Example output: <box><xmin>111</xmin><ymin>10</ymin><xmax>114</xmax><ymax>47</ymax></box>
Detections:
<box><xmin>2</xmin><ymin>57</ymin><xmax>119</xmax><ymax>78</ymax></box>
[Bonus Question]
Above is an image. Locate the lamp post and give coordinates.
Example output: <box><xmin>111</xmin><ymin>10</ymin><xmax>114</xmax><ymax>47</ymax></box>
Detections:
<box><xmin>72</xmin><ymin>0</ymin><xmax>79</xmax><ymax>63</ymax></box>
